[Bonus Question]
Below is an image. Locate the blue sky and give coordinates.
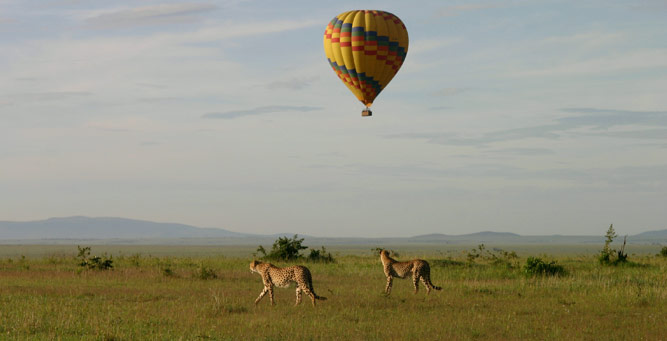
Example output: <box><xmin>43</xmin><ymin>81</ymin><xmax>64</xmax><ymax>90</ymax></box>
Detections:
<box><xmin>1</xmin><ymin>0</ymin><xmax>666</xmax><ymax>237</ymax></box>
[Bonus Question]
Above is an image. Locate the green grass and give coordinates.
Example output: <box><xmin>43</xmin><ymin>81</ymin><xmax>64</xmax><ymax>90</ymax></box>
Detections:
<box><xmin>0</xmin><ymin>245</ymin><xmax>665</xmax><ymax>340</ymax></box>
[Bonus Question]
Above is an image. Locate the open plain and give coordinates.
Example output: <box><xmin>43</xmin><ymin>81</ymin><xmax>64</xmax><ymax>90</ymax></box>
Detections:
<box><xmin>1</xmin><ymin>245</ymin><xmax>665</xmax><ymax>340</ymax></box>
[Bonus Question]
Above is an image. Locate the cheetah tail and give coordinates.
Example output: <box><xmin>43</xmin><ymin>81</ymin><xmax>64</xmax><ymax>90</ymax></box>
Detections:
<box><xmin>306</xmin><ymin>287</ymin><xmax>327</xmax><ymax>301</ymax></box>
<box><xmin>432</xmin><ymin>285</ymin><xmax>442</xmax><ymax>291</ymax></box>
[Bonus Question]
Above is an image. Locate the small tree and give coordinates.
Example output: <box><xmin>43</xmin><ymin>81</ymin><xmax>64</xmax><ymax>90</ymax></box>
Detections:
<box><xmin>77</xmin><ymin>246</ymin><xmax>113</xmax><ymax>270</ymax></box>
<box><xmin>598</xmin><ymin>224</ymin><xmax>628</xmax><ymax>265</ymax></box>
<box><xmin>307</xmin><ymin>246</ymin><xmax>335</xmax><ymax>263</ymax></box>
<box><xmin>194</xmin><ymin>262</ymin><xmax>218</xmax><ymax>280</ymax></box>
<box><xmin>256</xmin><ymin>235</ymin><xmax>308</xmax><ymax>261</ymax></box>
<box><xmin>523</xmin><ymin>257</ymin><xmax>566</xmax><ymax>277</ymax></box>
<box><xmin>659</xmin><ymin>246</ymin><xmax>667</xmax><ymax>258</ymax></box>
<box><xmin>256</xmin><ymin>235</ymin><xmax>335</xmax><ymax>262</ymax></box>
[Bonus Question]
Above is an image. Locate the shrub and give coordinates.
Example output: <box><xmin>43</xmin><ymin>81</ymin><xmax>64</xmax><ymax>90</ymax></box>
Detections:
<box><xmin>431</xmin><ymin>258</ymin><xmax>465</xmax><ymax>267</ymax></box>
<box><xmin>256</xmin><ymin>235</ymin><xmax>335</xmax><ymax>263</ymax></box>
<box><xmin>162</xmin><ymin>267</ymin><xmax>175</xmax><ymax>277</ymax></box>
<box><xmin>157</xmin><ymin>259</ymin><xmax>177</xmax><ymax>277</ymax></box>
<box><xmin>256</xmin><ymin>235</ymin><xmax>308</xmax><ymax>261</ymax></box>
<box><xmin>523</xmin><ymin>257</ymin><xmax>565</xmax><ymax>277</ymax></box>
<box><xmin>465</xmin><ymin>244</ymin><xmax>518</xmax><ymax>268</ymax></box>
<box><xmin>128</xmin><ymin>253</ymin><xmax>142</xmax><ymax>267</ymax></box>
<box><xmin>659</xmin><ymin>246</ymin><xmax>667</xmax><ymax>258</ymax></box>
<box><xmin>598</xmin><ymin>224</ymin><xmax>628</xmax><ymax>265</ymax></box>
<box><xmin>77</xmin><ymin>246</ymin><xmax>113</xmax><ymax>270</ymax></box>
<box><xmin>194</xmin><ymin>263</ymin><xmax>217</xmax><ymax>280</ymax></box>
<box><xmin>19</xmin><ymin>255</ymin><xmax>29</xmax><ymax>270</ymax></box>
<box><xmin>307</xmin><ymin>246</ymin><xmax>335</xmax><ymax>263</ymax></box>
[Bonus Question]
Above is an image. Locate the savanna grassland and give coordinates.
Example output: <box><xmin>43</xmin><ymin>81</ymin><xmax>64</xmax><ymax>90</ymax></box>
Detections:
<box><xmin>0</xmin><ymin>245</ymin><xmax>665</xmax><ymax>340</ymax></box>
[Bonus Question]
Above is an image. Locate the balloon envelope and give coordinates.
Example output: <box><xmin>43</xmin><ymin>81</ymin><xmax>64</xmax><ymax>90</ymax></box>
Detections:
<box><xmin>323</xmin><ymin>10</ymin><xmax>409</xmax><ymax>110</ymax></box>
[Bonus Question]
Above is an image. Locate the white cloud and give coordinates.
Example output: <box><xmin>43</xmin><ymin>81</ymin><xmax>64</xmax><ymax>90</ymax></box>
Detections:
<box><xmin>84</xmin><ymin>117</ymin><xmax>161</xmax><ymax>132</ymax></box>
<box><xmin>267</xmin><ymin>76</ymin><xmax>319</xmax><ymax>90</ymax></box>
<box><xmin>203</xmin><ymin>105</ymin><xmax>322</xmax><ymax>119</ymax></box>
<box><xmin>183</xmin><ymin>18</ymin><xmax>321</xmax><ymax>42</ymax></box>
<box><xmin>436</xmin><ymin>3</ymin><xmax>501</xmax><ymax>17</ymax></box>
<box><xmin>84</xmin><ymin>3</ymin><xmax>218</xmax><ymax>28</ymax></box>
<box><xmin>539</xmin><ymin>32</ymin><xmax>624</xmax><ymax>47</ymax></box>
<box><xmin>2</xmin><ymin>91</ymin><xmax>91</xmax><ymax>102</ymax></box>
<box><xmin>630</xmin><ymin>1</ymin><xmax>667</xmax><ymax>11</ymax></box>
<box><xmin>431</xmin><ymin>88</ymin><xmax>466</xmax><ymax>97</ymax></box>
<box><xmin>1</xmin><ymin>15</ymin><xmax>323</xmax><ymax>109</ymax></box>
<box><xmin>407</xmin><ymin>37</ymin><xmax>462</xmax><ymax>56</ymax></box>
<box><xmin>512</xmin><ymin>48</ymin><xmax>667</xmax><ymax>77</ymax></box>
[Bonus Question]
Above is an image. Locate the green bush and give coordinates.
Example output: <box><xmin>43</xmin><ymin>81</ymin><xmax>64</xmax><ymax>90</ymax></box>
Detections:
<box><xmin>194</xmin><ymin>263</ymin><xmax>217</xmax><ymax>280</ymax></box>
<box><xmin>77</xmin><ymin>246</ymin><xmax>113</xmax><ymax>271</ymax></box>
<box><xmin>162</xmin><ymin>267</ymin><xmax>175</xmax><ymax>277</ymax></box>
<box><xmin>157</xmin><ymin>258</ymin><xmax>177</xmax><ymax>277</ymax></box>
<box><xmin>307</xmin><ymin>246</ymin><xmax>335</xmax><ymax>263</ymax></box>
<box><xmin>256</xmin><ymin>235</ymin><xmax>308</xmax><ymax>261</ymax></box>
<box><xmin>465</xmin><ymin>244</ymin><xmax>518</xmax><ymax>268</ymax></box>
<box><xmin>598</xmin><ymin>224</ymin><xmax>628</xmax><ymax>265</ymax></box>
<box><xmin>431</xmin><ymin>258</ymin><xmax>466</xmax><ymax>267</ymax></box>
<box><xmin>523</xmin><ymin>257</ymin><xmax>565</xmax><ymax>277</ymax></box>
<box><xmin>256</xmin><ymin>235</ymin><xmax>335</xmax><ymax>263</ymax></box>
<box><xmin>659</xmin><ymin>246</ymin><xmax>667</xmax><ymax>258</ymax></box>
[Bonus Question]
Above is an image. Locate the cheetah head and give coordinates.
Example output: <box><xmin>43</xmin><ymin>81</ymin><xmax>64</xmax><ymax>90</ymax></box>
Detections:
<box><xmin>249</xmin><ymin>260</ymin><xmax>260</xmax><ymax>273</ymax></box>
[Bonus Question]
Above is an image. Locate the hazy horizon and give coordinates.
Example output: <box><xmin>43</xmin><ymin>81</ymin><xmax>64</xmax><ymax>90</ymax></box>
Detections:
<box><xmin>2</xmin><ymin>1</ymin><xmax>666</xmax><ymax>238</ymax></box>
<box><xmin>1</xmin><ymin>215</ymin><xmax>664</xmax><ymax>239</ymax></box>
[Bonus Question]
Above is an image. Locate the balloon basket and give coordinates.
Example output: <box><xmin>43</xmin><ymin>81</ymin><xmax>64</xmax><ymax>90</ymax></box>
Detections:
<box><xmin>362</xmin><ymin>108</ymin><xmax>372</xmax><ymax>117</ymax></box>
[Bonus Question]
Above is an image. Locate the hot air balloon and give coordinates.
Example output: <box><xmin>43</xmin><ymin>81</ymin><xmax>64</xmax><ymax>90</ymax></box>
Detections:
<box><xmin>323</xmin><ymin>10</ymin><xmax>409</xmax><ymax>117</ymax></box>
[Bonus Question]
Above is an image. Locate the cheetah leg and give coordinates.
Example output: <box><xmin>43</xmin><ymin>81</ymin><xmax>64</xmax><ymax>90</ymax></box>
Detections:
<box><xmin>254</xmin><ymin>287</ymin><xmax>269</xmax><ymax>305</ymax></box>
<box><xmin>412</xmin><ymin>273</ymin><xmax>420</xmax><ymax>294</ymax></box>
<box><xmin>302</xmin><ymin>286</ymin><xmax>317</xmax><ymax>307</ymax></box>
<box><xmin>385</xmin><ymin>276</ymin><xmax>393</xmax><ymax>295</ymax></box>
<box><xmin>420</xmin><ymin>276</ymin><xmax>431</xmax><ymax>294</ymax></box>
<box><xmin>295</xmin><ymin>287</ymin><xmax>303</xmax><ymax>306</ymax></box>
<box><xmin>268</xmin><ymin>285</ymin><xmax>275</xmax><ymax>306</ymax></box>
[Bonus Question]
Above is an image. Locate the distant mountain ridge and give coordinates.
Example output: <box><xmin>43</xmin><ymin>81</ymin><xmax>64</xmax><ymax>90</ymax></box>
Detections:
<box><xmin>0</xmin><ymin>216</ymin><xmax>665</xmax><ymax>244</ymax></box>
<box><xmin>0</xmin><ymin>216</ymin><xmax>246</xmax><ymax>239</ymax></box>
<box><xmin>412</xmin><ymin>231</ymin><xmax>521</xmax><ymax>239</ymax></box>
<box><xmin>633</xmin><ymin>229</ymin><xmax>667</xmax><ymax>238</ymax></box>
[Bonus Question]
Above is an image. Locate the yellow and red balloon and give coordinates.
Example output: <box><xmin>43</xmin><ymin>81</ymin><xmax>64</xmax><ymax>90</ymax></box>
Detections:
<box><xmin>323</xmin><ymin>10</ymin><xmax>409</xmax><ymax>116</ymax></box>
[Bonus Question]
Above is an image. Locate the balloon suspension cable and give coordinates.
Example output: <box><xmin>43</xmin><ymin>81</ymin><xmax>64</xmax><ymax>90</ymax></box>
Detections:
<box><xmin>361</xmin><ymin>106</ymin><xmax>372</xmax><ymax>117</ymax></box>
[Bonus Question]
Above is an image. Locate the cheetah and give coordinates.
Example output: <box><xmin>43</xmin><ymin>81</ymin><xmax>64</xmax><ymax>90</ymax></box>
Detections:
<box><xmin>249</xmin><ymin>260</ymin><xmax>327</xmax><ymax>306</ymax></box>
<box><xmin>380</xmin><ymin>249</ymin><xmax>442</xmax><ymax>295</ymax></box>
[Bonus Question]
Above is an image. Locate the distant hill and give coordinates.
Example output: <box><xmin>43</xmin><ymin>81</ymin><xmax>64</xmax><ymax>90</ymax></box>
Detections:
<box><xmin>409</xmin><ymin>233</ymin><xmax>451</xmax><ymax>239</ymax></box>
<box><xmin>0</xmin><ymin>216</ymin><xmax>247</xmax><ymax>240</ymax></box>
<box><xmin>633</xmin><ymin>229</ymin><xmax>667</xmax><ymax>238</ymax></box>
<box><xmin>410</xmin><ymin>231</ymin><xmax>520</xmax><ymax>242</ymax></box>
<box><xmin>0</xmin><ymin>216</ymin><xmax>664</xmax><ymax>245</ymax></box>
<box><xmin>460</xmin><ymin>231</ymin><xmax>521</xmax><ymax>238</ymax></box>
